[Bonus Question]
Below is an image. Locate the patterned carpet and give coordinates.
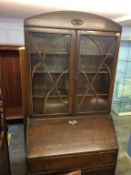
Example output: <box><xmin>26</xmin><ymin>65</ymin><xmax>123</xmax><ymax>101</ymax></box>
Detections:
<box><xmin>8</xmin><ymin>114</ymin><xmax>131</xmax><ymax>175</ymax></box>
<box><xmin>8</xmin><ymin>123</ymin><xmax>26</xmax><ymax>175</ymax></box>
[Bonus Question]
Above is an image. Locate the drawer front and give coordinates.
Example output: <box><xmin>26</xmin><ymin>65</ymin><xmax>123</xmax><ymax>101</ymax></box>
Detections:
<box><xmin>82</xmin><ymin>166</ymin><xmax>115</xmax><ymax>175</ymax></box>
<box><xmin>28</xmin><ymin>151</ymin><xmax>117</xmax><ymax>173</ymax></box>
<box><xmin>28</xmin><ymin>165</ymin><xmax>116</xmax><ymax>175</ymax></box>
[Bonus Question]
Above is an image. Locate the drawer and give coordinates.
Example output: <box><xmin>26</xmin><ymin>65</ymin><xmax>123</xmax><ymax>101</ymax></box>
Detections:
<box><xmin>28</xmin><ymin>151</ymin><xmax>117</xmax><ymax>173</ymax></box>
<box><xmin>82</xmin><ymin>166</ymin><xmax>115</xmax><ymax>175</ymax></box>
<box><xmin>28</xmin><ymin>165</ymin><xmax>116</xmax><ymax>175</ymax></box>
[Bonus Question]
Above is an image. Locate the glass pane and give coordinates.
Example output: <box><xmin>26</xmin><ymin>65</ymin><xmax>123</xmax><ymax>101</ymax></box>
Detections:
<box><xmin>126</xmin><ymin>62</ymin><xmax>131</xmax><ymax>74</ymax></box>
<box><xmin>112</xmin><ymin>40</ymin><xmax>131</xmax><ymax>114</ymax></box>
<box><xmin>119</xmin><ymin>103</ymin><xmax>131</xmax><ymax>113</ymax></box>
<box><xmin>129</xmin><ymin>43</ymin><xmax>131</xmax><ymax>61</ymax></box>
<box><xmin>29</xmin><ymin>32</ymin><xmax>70</xmax><ymax>114</ymax></box>
<box><xmin>76</xmin><ymin>35</ymin><xmax>116</xmax><ymax>113</ymax></box>
<box><xmin>112</xmin><ymin>102</ymin><xmax>121</xmax><ymax>113</ymax></box>
<box><xmin>117</xmin><ymin>59</ymin><xmax>127</xmax><ymax>73</ymax></box>
<box><xmin>115</xmin><ymin>71</ymin><xmax>125</xmax><ymax>82</ymax></box>
<box><xmin>118</xmin><ymin>41</ymin><xmax>130</xmax><ymax>61</ymax></box>
<box><xmin>112</xmin><ymin>92</ymin><xmax>122</xmax><ymax>103</ymax></box>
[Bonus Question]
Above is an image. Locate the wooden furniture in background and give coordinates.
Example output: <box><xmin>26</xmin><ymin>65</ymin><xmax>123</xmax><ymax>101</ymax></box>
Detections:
<box><xmin>0</xmin><ymin>86</ymin><xmax>10</xmax><ymax>175</ymax></box>
<box><xmin>0</xmin><ymin>131</ymin><xmax>11</xmax><ymax>175</ymax></box>
<box><xmin>24</xmin><ymin>11</ymin><xmax>122</xmax><ymax>175</ymax></box>
<box><xmin>0</xmin><ymin>46</ymin><xmax>24</xmax><ymax>120</ymax></box>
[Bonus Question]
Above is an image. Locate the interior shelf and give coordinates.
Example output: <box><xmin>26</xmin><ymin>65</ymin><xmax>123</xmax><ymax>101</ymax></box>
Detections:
<box><xmin>77</xmin><ymin>94</ymin><xmax>108</xmax><ymax>97</ymax></box>
<box><xmin>33</xmin><ymin>95</ymin><xmax>67</xmax><ymax>98</ymax></box>
<box><xmin>33</xmin><ymin>71</ymin><xmax>69</xmax><ymax>74</ymax></box>
<box><xmin>30</xmin><ymin>51</ymin><xmax>69</xmax><ymax>55</ymax></box>
<box><xmin>30</xmin><ymin>52</ymin><xmax>112</xmax><ymax>56</ymax></box>
<box><xmin>33</xmin><ymin>70</ymin><xmax>109</xmax><ymax>74</ymax></box>
<box><xmin>79</xmin><ymin>71</ymin><xmax>109</xmax><ymax>74</ymax></box>
<box><xmin>80</xmin><ymin>53</ymin><xmax>113</xmax><ymax>56</ymax></box>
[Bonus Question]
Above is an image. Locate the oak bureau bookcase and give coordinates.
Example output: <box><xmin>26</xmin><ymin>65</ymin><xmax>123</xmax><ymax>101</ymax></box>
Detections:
<box><xmin>23</xmin><ymin>11</ymin><xmax>122</xmax><ymax>175</ymax></box>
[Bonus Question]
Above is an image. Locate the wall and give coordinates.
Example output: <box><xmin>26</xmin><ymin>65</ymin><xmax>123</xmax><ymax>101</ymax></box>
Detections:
<box><xmin>0</xmin><ymin>18</ymin><xmax>24</xmax><ymax>45</ymax></box>
<box><xmin>0</xmin><ymin>18</ymin><xmax>131</xmax><ymax>45</ymax></box>
<box><xmin>121</xmin><ymin>27</ymin><xmax>131</xmax><ymax>40</ymax></box>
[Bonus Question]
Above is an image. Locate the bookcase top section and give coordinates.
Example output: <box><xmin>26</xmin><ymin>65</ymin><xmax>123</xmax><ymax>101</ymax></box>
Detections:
<box><xmin>25</xmin><ymin>11</ymin><xmax>122</xmax><ymax>32</ymax></box>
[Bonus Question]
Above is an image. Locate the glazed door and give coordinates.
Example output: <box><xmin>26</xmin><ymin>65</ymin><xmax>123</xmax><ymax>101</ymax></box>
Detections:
<box><xmin>27</xmin><ymin>29</ymin><xmax>75</xmax><ymax>115</ymax></box>
<box><xmin>75</xmin><ymin>31</ymin><xmax>118</xmax><ymax>114</ymax></box>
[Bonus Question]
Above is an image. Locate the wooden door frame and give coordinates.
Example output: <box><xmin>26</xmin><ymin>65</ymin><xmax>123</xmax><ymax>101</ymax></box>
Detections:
<box><xmin>0</xmin><ymin>45</ymin><xmax>25</xmax><ymax>120</ymax></box>
<box><xmin>0</xmin><ymin>45</ymin><xmax>24</xmax><ymax>51</ymax></box>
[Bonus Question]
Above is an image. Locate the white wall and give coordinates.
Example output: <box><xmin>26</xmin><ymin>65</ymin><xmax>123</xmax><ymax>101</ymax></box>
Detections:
<box><xmin>121</xmin><ymin>27</ymin><xmax>131</xmax><ymax>40</ymax></box>
<box><xmin>122</xmin><ymin>27</ymin><xmax>131</xmax><ymax>35</ymax></box>
<box><xmin>0</xmin><ymin>18</ymin><xmax>131</xmax><ymax>45</ymax></box>
<box><xmin>0</xmin><ymin>18</ymin><xmax>24</xmax><ymax>45</ymax></box>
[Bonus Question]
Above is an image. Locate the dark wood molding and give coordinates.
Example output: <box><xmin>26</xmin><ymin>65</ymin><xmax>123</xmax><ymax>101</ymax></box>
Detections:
<box><xmin>0</xmin><ymin>45</ymin><xmax>24</xmax><ymax>51</ymax></box>
<box><xmin>0</xmin><ymin>46</ymin><xmax>24</xmax><ymax>120</ymax></box>
<box><xmin>25</xmin><ymin>11</ymin><xmax>122</xmax><ymax>32</ymax></box>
